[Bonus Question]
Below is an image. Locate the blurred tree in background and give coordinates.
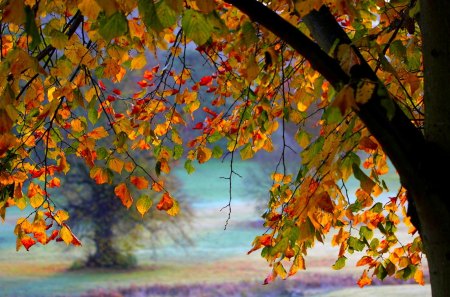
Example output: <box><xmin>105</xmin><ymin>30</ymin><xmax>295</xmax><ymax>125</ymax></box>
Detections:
<box><xmin>64</xmin><ymin>159</ymin><xmax>191</xmax><ymax>269</ymax></box>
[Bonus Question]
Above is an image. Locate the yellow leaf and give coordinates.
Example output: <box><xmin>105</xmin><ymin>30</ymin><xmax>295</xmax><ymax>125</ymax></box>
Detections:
<box><xmin>78</xmin><ymin>0</ymin><xmax>102</xmax><ymax>20</ymax></box>
<box><xmin>30</xmin><ymin>193</ymin><xmax>44</xmax><ymax>209</ymax></box>
<box><xmin>60</xmin><ymin>225</ymin><xmax>73</xmax><ymax>245</ymax></box>
<box><xmin>297</xmin><ymin>101</ymin><xmax>308</xmax><ymax>112</ymax></box>
<box><xmin>87</xmin><ymin>126</ymin><xmax>109</xmax><ymax>139</ymax></box>
<box><xmin>336</xmin><ymin>44</ymin><xmax>360</xmax><ymax>74</ymax></box>
<box><xmin>71</xmin><ymin>118</ymin><xmax>84</xmax><ymax>133</ymax></box>
<box><xmin>54</xmin><ymin>209</ymin><xmax>69</xmax><ymax>225</ymax></box>
<box><xmin>197</xmin><ymin>146</ymin><xmax>212</xmax><ymax>164</ymax></box>
<box><xmin>107</xmin><ymin>157</ymin><xmax>124</xmax><ymax>174</ymax></box>
<box><xmin>245</xmin><ymin>55</ymin><xmax>259</xmax><ymax>83</ymax></box>
<box><xmin>131</xmin><ymin>54</ymin><xmax>147</xmax><ymax>70</ymax></box>
<box><xmin>136</xmin><ymin>195</ymin><xmax>152</xmax><ymax>217</ymax></box>
<box><xmin>166</xmin><ymin>199</ymin><xmax>179</xmax><ymax>216</ymax></box>
<box><xmin>356</xmin><ymin>80</ymin><xmax>376</xmax><ymax>104</ymax></box>
<box><xmin>332</xmin><ymin>84</ymin><xmax>356</xmax><ymax>115</ymax></box>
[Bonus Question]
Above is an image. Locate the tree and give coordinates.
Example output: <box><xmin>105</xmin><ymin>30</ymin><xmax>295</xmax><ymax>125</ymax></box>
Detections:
<box><xmin>64</xmin><ymin>159</ymin><xmax>191</xmax><ymax>268</ymax></box>
<box><xmin>0</xmin><ymin>0</ymin><xmax>448</xmax><ymax>295</ymax></box>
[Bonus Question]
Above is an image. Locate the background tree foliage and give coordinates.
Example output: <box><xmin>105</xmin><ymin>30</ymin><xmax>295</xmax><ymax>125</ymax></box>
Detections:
<box><xmin>64</xmin><ymin>158</ymin><xmax>191</xmax><ymax>269</ymax></box>
<box><xmin>0</xmin><ymin>0</ymin><xmax>448</xmax><ymax>296</ymax></box>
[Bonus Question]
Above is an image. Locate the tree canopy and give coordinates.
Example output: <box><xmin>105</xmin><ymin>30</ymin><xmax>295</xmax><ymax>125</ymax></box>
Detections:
<box><xmin>0</xmin><ymin>0</ymin><xmax>440</xmax><ymax>292</ymax></box>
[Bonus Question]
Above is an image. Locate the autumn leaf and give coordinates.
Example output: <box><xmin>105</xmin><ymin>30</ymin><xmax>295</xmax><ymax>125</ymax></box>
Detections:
<box><xmin>60</xmin><ymin>225</ymin><xmax>73</xmax><ymax>245</ymax></box>
<box><xmin>197</xmin><ymin>146</ymin><xmax>212</xmax><ymax>164</ymax></box>
<box><xmin>156</xmin><ymin>192</ymin><xmax>174</xmax><ymax>211</ymax></box>
<box><xmin>20</xmin><ymin>235</ymin><xmax>36</xmax><ymax>251</ymax></box>
<box><xmin>136</xmin><ymin>195</ymin><xmax>153</xmax><ymax>217</ymax></box>
<box><xmin>332</xmin><ymin>84</ymin><xmax>356</xmax><ymax>115</ymax></box>
<box><xmin>357</xmin><ymin>270</ymin><xmax>372</xmax><ymax>288</ymax></box>
<box><xmin>54</xmin><ymin>209</ymin><xmax>69</xmax><ymax>225</ymax></box>
<box><xmin>316</xmin><ymin>192</ymin><xmax>334</xmax><ymax>213</ymax></box>
<box><xmin>90</xmin><ymin>166</ymin><xmax>111</xmax><ymax>184</ymax></box>
<box><xmin>114</xmin><ymin>183</ymin><xmax>133</xmax><ymax>208</ymax></box>
<box><xmin>130</xmin><ymin>176</ymin><xmax>149</xmax><ymax>190</ymax></box>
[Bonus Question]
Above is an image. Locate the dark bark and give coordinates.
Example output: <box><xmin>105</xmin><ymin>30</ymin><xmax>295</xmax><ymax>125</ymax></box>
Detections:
<box><xmin>225</xmin><ymin>1</ymin><xmax>450</xmax><ymax>295</ymax></box>
<box><xmin>419</xmin><ymin>1</ymin><xmax>450</xmax><ymax>296</ymax></box>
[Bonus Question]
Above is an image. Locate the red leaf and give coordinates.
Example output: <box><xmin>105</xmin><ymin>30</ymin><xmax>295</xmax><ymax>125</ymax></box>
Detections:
<box><xmin>199</xmin><ymin>76</ymin><xmax>212</xmax><ymax>86</ymax></box>
<box><xmin>21</xmin><ymin>236</ymin><xmax>36</xmax><ymax>251</ymax></box>
<box><xmin>137</xmin><ymin>80</ymin><xmax>148</xmax><ymax>88</ymax></box>
<box><xmin>99</xmin><ymin>80</ymin><xmax>106</xmax><ymax>90</ymax></box>
<box><xmin>203</xmin><ymin>107</ymin><xmax>218</xmax><ymax>117</ymax></box>
<box><xmin>193</xmin><ymin>122</ymin><xmax>204</xmax><ymax>130</ymax></box>
<box><xmin>113</xmin><ymin>89</ymin><xmax>121</xmax><ymax>95</ymax></box>
<box><xmin>143</xmin><ymin>70</ymin><xmax>153</xmax><ymax>80</ymax></box>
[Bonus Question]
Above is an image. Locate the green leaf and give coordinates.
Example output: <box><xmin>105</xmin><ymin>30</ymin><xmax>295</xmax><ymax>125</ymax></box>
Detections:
<box><xmin>241</xmin><ymin>22</ymin><xmax>258</xmax><ymax>45</ymax></box>
<box><xmin>375</xmin><ymin>263</ymin><xmax>388</xmax><ymax>280</ymax></box>
<box><xmin>270</xmin><ymin>237</ymin><xmax>289</xmax><ymax>256</ymax></box>
<box><xmin>184</xmin><ymin>159</ymin><xmax>195</xmax><ymax>174</ymax></box>
<box><xmin>370</xmin><ymin>202</ymin><xmax>383</xmax><ymax>213</ymax></box>
<box><xmin>240</xmin><ymin>143</ymin><xmax>254</xmax><ymax>160</ymax></box>
<box><xmin>25</xmin><ymin>6</ymin><xmax>41</xmax><ymax>50</ymax></box>
<box><xmin>173</xmin><ymin>145</ymin><xmax>184</xmax><ymax>160</ymax></box>
<box><xmin>352</xmin><ymin>163</ymin><xmax>376</xmax><ymax>194</ymax></box>
<box><xmin>99</xmin><ymin>12</ymin><xmax>128</xmax><ymax>41</ymax></box>
<box><xmin>87</xmin><ymin>99</ymin><xmax>98</xmax><ymax>124</ymax></box>
<box><xmin>359</xmin><ymin>226</ymin><xmax>373</xmax><ymax>241</ymax></box>
<box><xmin>96</xmin><ymin>147</ymin><xmax>109</xmax><ymax>160</ymax></box>
<box><xmin>156</xmin><ymin>1</ymin><xmax>178</xmax><ymax>28</ymax></box>
<box><xmin>332</xmin><ymin>256</ymin><xmax>347</xmax><ymax>270</ymax></box>
<box><xmin>212</xmin><ymin>146</ymin><xmax>223</xmax><ymax>159</ymax></box>
<box><xmin>348</xmin><ymin>236</ymin><xmax>365</xmax><ymax>252</ymax></box>
<box><xmin>139</xmin><ymin>0</ymin><xmax>164</xmax><ymax>32</ymax></box>
<box><xmin>182</xmin><ymin>9</ymin><xmax>213</xmax><ymax>45</ymax></box>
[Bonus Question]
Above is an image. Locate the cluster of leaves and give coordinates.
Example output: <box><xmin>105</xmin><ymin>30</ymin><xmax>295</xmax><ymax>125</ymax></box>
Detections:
<box><xmin>0</xmin><ymin>0</ymin><xmax>424</xmax><ymax>287</ymax></box>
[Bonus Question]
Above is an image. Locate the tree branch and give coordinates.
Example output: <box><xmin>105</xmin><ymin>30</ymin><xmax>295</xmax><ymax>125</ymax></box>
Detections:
<box><xmin>224</xmin><ymin>1</ymin><xmax>427</xmax><ymax>218</ymax></box>
<box><xmin>224</xmin><ymin>0</ymin><xmax>349</xmax><ymax>88</ymax></box>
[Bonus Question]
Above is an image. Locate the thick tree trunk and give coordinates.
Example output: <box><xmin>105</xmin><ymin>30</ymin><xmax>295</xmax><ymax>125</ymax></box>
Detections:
<box><xmin>419</xmin><ymin>1</ymin><xmax>450</xmax><ymax>296</ymax></box>
<box><xmin>226</xmin><ymin>0</ymin><xmax>450</xmax><ymax>295</ymax></box>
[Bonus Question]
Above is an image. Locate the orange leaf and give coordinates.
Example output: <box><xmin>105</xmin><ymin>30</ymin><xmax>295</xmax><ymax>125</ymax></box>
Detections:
<box><xmin>48</xmin><ymin>177</ymin><xmax>61</xmax><ymax>188</ymax></box>
<box><xmin>90</xmin><ymin>166</ymin><xmax>110</xmax><ymax>184</ymax></box>
<box><xmin>316</xmin><ymin>192</ymin><xmax>334</xmax><ymax>213</ymax></box>
<box><xmin>357</xmin><ymin>270</ymin><xmax>372</xmax><ymax>288</ymax></box>
<box><xmin>414</xmin><ymin>268</ymin><xmax>425</xmax><ymax>285</ymax></box>
<box><xmin>114</xmin><ymin>183</ymin><xmax>133</xmax><ymax>208</ymax></box>
<box><xmin>87</xmin><ymin>126</ymin><xmax>109</xmax><ymax>140</ymax></box>
<box><xmin>356</xmin><ymin>256</ymin><xmax>375</xmax><ymax>267</ymax></box>
<box><xmin>130</xmin><ymin>176</ymin><xmax>149</xmax><ymax>190</ymax></box>
<box><xmin>20</xmin><ymin>235</ymin><xmax>36</xmax><ymax>251</ymax></box>
<box><xmin>156</xmin><ymin>192</ymin><xmax>174</xmax><ymax>211</ymax></box>
<box><xmin>260</xmin><ymin>234</ymin><xmax>272</xmax><ymax>246</ymax></box>
<box><xmin>152</xmin><ymin>181</ymin><xmax>164</xmax><ymax>192</ymax></box>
